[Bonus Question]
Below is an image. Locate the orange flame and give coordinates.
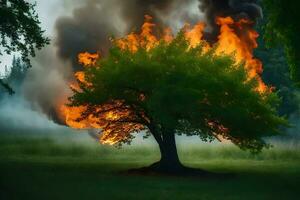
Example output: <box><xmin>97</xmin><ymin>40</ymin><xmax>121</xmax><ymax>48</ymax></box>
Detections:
<box><xmin>78</xmin><ymin>52</ymin><xmax>99</xmax><ymax>66</ymax></box>
<box><xmin>184</xmin><ymin>22</ymin><xmax>206</xmax><ymax>48</ymax></box>
<box><xmin>215</xmin><ymin>17</ymin><xmax>266</xmax><ymax>92</ymax></box>
<box><xmin>59</xmin><ymin>15</ymin><xmax>268</xmax><ymax>145</ymax></box>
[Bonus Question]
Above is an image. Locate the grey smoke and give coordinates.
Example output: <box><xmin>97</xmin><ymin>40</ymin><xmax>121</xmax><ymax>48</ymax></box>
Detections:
<box><xmin>55</xmin><ymin>0</ymin><xmax>201</xmax><ymax>72</ymax></box>
<box><xmin>0</xmin><ymin>94</ymin><xmax>61</xmax><ymax>133</ymax></box>
<box><xmin>199</xmin><ymin>0</ymin><xmax>263</xmax><ymax>36</ymax></box>
<box><xmin>228</xmin><ymin>0</ymin><xmax>263</xmax><ymax>19</ymax></box>
<box><xmin>23</xmin><ymin>44</ymin><xmax>73</xmax><ymax>124</ymax></box>
<box><xmin>55</xmin><ymin>0</ymin><xmax>121</xmax><ymax>70</ymax></box>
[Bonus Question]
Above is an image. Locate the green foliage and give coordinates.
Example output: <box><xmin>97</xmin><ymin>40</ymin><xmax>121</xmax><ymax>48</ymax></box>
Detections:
<box><xmin>0</xmin><ymin>0</ymin><xmax>49</xmax><ymax>93</ymax></box>
<box><xmin>262</xmin><ymin>0</ymin><xmax>300</xmax><ymax>84</ymax></box>
<box><xmin>70</xmin><ymin>33</ymin><xmax>287</xmax><ymax>152</ymax></box>
<box><xmin>0</xmin><ymin>0</ymin><xmax>50</xmax><ymax>64</ymax></box>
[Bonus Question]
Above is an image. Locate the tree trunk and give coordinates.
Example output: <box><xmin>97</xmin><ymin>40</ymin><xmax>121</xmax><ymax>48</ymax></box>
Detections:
<box><xmin>151</xmin><ymin>128</ymin><xmax>183</xmax><ymax>172</ymax></box>
<box><xmin>131</xmin><ymin>125</ymin><xmax>219</xmax><ymax>176</ymax></box>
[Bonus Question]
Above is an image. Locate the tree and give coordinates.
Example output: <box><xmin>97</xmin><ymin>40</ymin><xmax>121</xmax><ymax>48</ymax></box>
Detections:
<box><xmin>0</xmin><ymin>0</ymin><xmax>49</xmax><ymax>93</ymax></box>
<box><xmin>255</xmin><ymin>21</ymin><xmax>299</xmax><ymax>117</ymax></box>
<box><xmin>68</xmin><ymin>32</ymin><xmax>287</xmax><ymax>173</ymax></box>
<box><xmin>7</xmin><ymin>56</ymin><xmax>27</xmax><ymax>85</ymax></box>
<box><xmin>5</xmin><ymin>56</ymin><xmax>28</xmax><ymax>91</ymax></box>
<box><xmin>0</xmin><ymin>56</ymin><xmax>27</xmax><ymax>98</ymax></box>
<box><xmin>261</xmin><ymin>47</ymin><xmax>299</xmax><ymax>116</ymax></box>
<box><xmin>262</xmin><ymin>0</ymin><xmax>300</xmax><ymax>85</ymax></box>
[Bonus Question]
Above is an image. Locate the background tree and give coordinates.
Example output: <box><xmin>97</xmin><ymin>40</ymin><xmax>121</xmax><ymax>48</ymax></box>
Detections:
<box><xmin>7</xmin><ymin>56</ymin><xmax>27</xmax><ymax>86</ymax></box>
<box><xmin>68</xmin><ymin>33</ymin><xmax>287</xmax><ymax>173</ymax></box>
<box><xmin>0</xmin><ymin>56</ymin><xmax>27</xmax><ymax>98</ymax></box>
<box><xmin>255</xmin><ymin>21</ymin><xmax>300</xmax><ymax>117</ymax></box>
<box><xmin>262</xmin><ymin>0</ymin><xmax>300</xmax><ymax>85</ymax></box>
<box><xmin>0</xmin><ymin>0</ymin><xmax>49</xmax><ymax>93</ymax></box>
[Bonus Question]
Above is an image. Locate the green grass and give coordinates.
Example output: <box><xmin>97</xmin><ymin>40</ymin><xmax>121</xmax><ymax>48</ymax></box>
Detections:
<box><xmin>0</xmin><ymin>134</ymin><xmax>300</xmax><ymax>200</ymax></box>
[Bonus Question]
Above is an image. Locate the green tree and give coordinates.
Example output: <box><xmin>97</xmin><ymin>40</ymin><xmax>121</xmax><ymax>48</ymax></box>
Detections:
<box><xmin>261</xmin><ymin>48</ymin><xmax>299</xmax><ymax>116</ymax></box>
<box><xmin>69</xmin><ymin>33</ymin><xmax>287</xmax><ymax>173</ymax></box>
<box><xmin>7</xmin><ymin>56</ymin><xmax>27</xmax><ymax>88</ymax></box>
<box><xmin>255</xmin><ymin>21</ymin><xmax>299</xmax><ymax>117</ymax></box>
<box><xmin>0</xmin><ymin>0</ymin><xmax>49</xmax><ymax>93</ymax></box>
<box><xmin>262</xmin><ymin>0</ymin><xmax>300</xmax><ymax>85</ymax></box>
<box><xmin>0</xmin><ymin>56</ymin><xmax>27</xmax><ymax>97</ymax></box>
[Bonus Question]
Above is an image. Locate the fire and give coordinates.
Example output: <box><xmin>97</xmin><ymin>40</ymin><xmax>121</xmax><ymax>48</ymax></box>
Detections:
<box><xmin>116</xmin><ymin>15</ymin><xmax>158</xmax><ymax>52</ymax></box>
<box><xmin>184</xmin><ymin>22</ymin><xmax>206</xmax><ymax>48</ymax></box>
<box><xmin>59</xmin><ymin>15</ymin><xmax>268</xmax><ymax>145</ymax></box>
<box><xmin>78</xmin><ymin>52</ymin><xmax>99</xmax><ymax>66</ymax></box>
<box><xmin>215</xmin><ymin>17</ymin><xmax>266</xmax><ymax>92</ymax></box>
<box><xmin>59</xmin><ymin>98</ymin><xmax>144</xmax><ymax>145</ymax></box>
<box><xmin>115</xmin><ymin>16</ymin><xmax>266</xmax><ymax>92</ymax></box>
<box><xmin>60</xmin><ymin>105</ymin><xmax>88</xmax><ymax>129</ymax></box>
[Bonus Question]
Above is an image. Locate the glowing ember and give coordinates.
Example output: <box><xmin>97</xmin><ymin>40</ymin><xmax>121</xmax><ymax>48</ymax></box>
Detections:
<box><xmin>59</xmin><ymin>15</ymin><xmax>268</xmax><ymax>145</ymax></box>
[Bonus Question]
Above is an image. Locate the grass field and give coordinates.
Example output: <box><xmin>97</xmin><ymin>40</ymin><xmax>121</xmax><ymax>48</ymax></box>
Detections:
<box><xmin>0</xmin><ymin>133</ymin><xmax>300</xmax><ymax>200</ymax></box>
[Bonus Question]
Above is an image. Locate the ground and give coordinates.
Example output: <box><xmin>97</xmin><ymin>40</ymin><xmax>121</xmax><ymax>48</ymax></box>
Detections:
<box><xmin>0</xmin><ymin>133</ymin><xmax>300</xmax><ymax>200</ymax></box>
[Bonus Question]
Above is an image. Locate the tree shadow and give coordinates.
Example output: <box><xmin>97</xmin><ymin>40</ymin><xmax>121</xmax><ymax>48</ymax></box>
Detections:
<box><xmin>123</xmin><ymin>162</ymin><xmax>235</xmax><ymax>179</ymax></box>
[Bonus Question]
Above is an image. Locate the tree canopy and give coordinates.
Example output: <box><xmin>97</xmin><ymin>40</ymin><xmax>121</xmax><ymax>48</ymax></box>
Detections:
<box><xmin>262</xmin><ymin>0</ymin><xmax>300</xmax><ymax>85</ymax></box>
<box><xmin>69</xmin><ymin>32</ymin><xmax>287</xmax><ymax>156</ymax></box>
<box><xmin>0</xmin><ymin>0</ymin><xmax>49</xmax><ymax>93</ymax></box>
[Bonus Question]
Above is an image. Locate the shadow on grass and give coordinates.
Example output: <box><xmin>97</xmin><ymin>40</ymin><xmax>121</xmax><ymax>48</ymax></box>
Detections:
<box><xmin>123</xmin><ymin>162</ymin><xmax>235</xmax><ymax>180</ymax></box>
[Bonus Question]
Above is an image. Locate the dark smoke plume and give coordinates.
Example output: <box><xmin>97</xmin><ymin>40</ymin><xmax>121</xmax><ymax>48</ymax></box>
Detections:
<box><xmin>55</xmin><ymin>0</ymin><xmax>180</xmax><ymax>72</ymax></box>
<box><xmin>56</xmin><ymin>0</ymin><xmax>263</xmax><ymax>71</ymax></box>
<box><xmin>55</xmin><ymin>0</ymin><xmax>119</xmax><ymax>71</ymax></box>
<box><xmin>199</xmin><ymin>0</ymin><xmax>263</xmax><ymax>37</ymax></box>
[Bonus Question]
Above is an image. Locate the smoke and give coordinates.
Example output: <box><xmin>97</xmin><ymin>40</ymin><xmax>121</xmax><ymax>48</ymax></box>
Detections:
<box><xmin>199</xmin><ymin>0</ymin><xmax>263</xmax><ymax>36</ymax></box>
<box><xmin>0</xmin><ymin>94</ymin><xmax>61</xmax><ymax>133</ymax></box>
<box><xmin>23</xmin><ymin>45</ymin><xmax>73</xmax><ymax>124</ymax></box>
<box><xmin>55</xmin><ymin>0</ymin><xmax>202</xmax><ymax>71</ymax></box>
<box><xmin>55</xmin><ymin>0</ymin><xmax>121</xmax><ymax>70</ymax></box>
